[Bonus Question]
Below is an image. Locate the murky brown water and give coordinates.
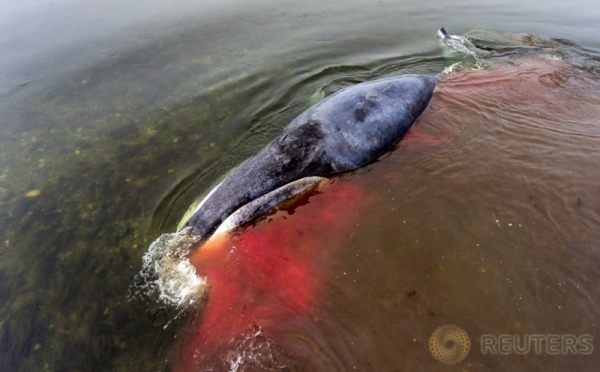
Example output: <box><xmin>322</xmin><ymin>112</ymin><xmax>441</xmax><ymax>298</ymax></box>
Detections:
<box><xmin>314</xmin><ymin>56</ymin><xmax>600</xmax><ymax>370</ymax></box>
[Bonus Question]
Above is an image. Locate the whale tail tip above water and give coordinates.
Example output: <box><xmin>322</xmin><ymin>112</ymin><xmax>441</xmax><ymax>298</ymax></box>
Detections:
<box><xmin>437</xmin><ymin>27</ymin><xmax>480</xmax><ymax>60</ymax></box>
<box><xmin>438</xmin><ymin>27</ymin><xmax>451</xmax><ymax>41</ymax></box>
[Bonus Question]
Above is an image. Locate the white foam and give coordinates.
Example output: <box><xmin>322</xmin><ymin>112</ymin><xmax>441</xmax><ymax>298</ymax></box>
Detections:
<box><xmin>224</xmin><ymin>325</ymin><xmax>284</xmax><ymax>372</ymax></box>
<box><xmin>139</xmin><ymin>227</ymin><xmax>208</xmax><ymax>310</ymax></box>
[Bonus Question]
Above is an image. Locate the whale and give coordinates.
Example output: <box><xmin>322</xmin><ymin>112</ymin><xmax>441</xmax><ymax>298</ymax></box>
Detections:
<box><xmin>129</xmin><ymin>73</ymin><xmax>435</xmax><ymax>326</ymax></box>
<box><xmin>182</xmin><ymin>74</ymin><xmax>436</xmax><ymax>239</ymax></box>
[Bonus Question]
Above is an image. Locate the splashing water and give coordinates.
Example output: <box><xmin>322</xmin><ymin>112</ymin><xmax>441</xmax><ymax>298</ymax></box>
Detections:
<box><xmin>129</xmin><ymin>227</ymin><xmax>207</xmax><ymax>322</ymax></box>
<box><xmin>437</xmin><ymin>27</ymin><xmax>479</xmax><ymax>57</ymax></box>
<box><xmin>223</xmin><ymin>324</ymin><xmax>286</xmax><ymax>372</ymax></box>
<box><xmin>437</xmin><ymin>27</ymin><xmax>489</xmax><ymax>73</ymax></box>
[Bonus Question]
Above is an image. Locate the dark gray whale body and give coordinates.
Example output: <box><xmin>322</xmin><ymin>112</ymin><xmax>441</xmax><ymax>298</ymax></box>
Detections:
<box><xmin>185</xmin><ymin>74</ymin><xmax>436</xmax><ymax>238</ymax></box>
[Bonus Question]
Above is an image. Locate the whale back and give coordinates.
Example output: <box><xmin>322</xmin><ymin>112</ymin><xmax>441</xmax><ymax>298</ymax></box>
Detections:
<box><xmin>185</xmin><ymin>74</ymin><xmax>435</xmax><ymax>238</ymax></box>
<box><xmin>290</xmin><ymin>74</ymin><xmax>436</xmax><ymax>171</ymax></box>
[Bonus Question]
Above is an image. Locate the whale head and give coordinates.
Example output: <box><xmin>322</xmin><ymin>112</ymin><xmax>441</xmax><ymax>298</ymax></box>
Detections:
<box><xmin>184</xmin><ymin>74</ymin><xmax>436</xmax><ymax>239</ymax></box>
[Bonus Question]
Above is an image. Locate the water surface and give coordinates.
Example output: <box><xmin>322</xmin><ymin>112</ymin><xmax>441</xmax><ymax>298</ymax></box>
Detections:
<box><xmin>1</xmin><ymin>0</ymin><xmax>600</xmax><ymax>371</ymax></box>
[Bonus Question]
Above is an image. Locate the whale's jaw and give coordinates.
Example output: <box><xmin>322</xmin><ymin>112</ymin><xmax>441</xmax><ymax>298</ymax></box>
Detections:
<box><xmin>211</xmin><ymin>176</ymin><xmax>325</xmax><ymax>237</ymax></box>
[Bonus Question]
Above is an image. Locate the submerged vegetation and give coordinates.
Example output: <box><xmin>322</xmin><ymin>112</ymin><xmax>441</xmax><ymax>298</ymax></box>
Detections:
<box><xmin>0</xmin><ymin>29</ymin><xmax>267</xmax><ymax>371</ymax></box>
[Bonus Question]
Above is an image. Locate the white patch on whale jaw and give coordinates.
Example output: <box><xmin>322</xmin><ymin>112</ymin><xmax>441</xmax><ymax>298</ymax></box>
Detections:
<box><xmin>212</xmin><ymin>176</ymin><xmax>326</xmax><ymax>237</ymax></box>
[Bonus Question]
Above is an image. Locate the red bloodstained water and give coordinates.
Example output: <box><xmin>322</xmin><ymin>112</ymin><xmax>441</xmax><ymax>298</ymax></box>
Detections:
<box><xmin>171</xmin><ymin>180</ymin><xmax>373</xmax><ymax>371</ymax></box>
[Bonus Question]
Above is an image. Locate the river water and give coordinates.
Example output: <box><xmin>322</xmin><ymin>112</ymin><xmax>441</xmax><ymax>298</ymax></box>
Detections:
<box><xmin>1</xmin><ymin>0</ymin><xmax>600</xmax><ymax>371</ymax></box>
